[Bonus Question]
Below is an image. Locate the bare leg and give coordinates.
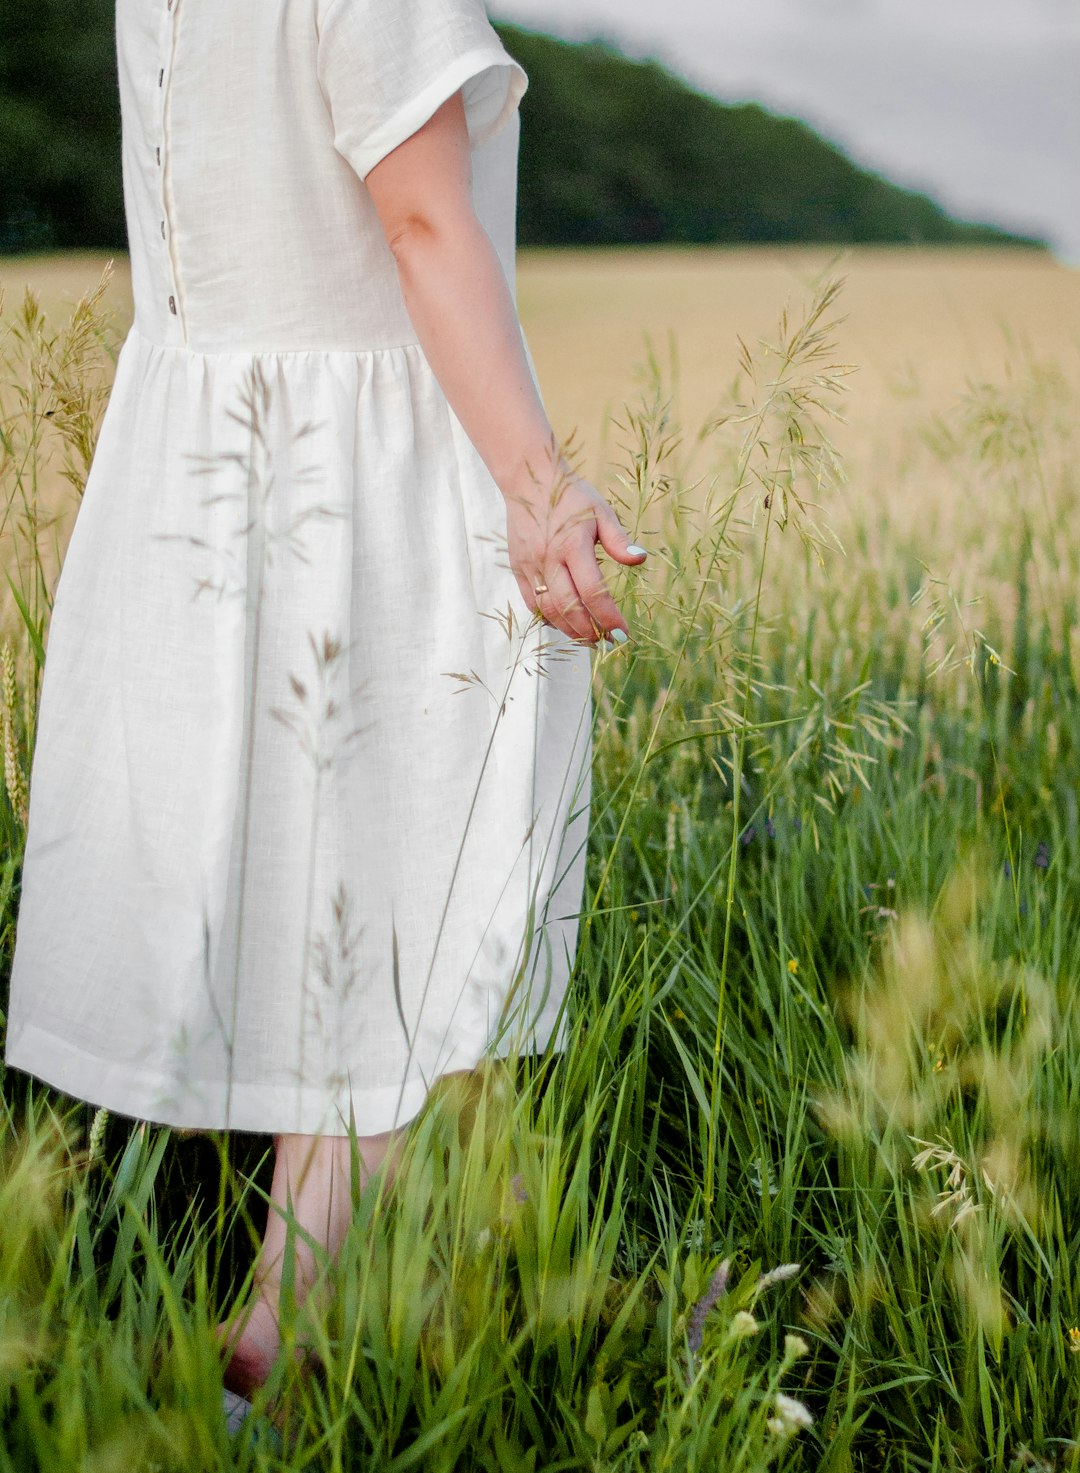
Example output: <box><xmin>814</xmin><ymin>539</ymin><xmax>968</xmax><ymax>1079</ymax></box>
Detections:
<box><xmin>217</xmin><ymin>1125</ymin><xmax>406</xmax><ymax>1398</ymax></box>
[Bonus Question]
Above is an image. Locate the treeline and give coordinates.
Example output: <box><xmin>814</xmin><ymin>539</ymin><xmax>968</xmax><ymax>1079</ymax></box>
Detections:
<box><xmin>495</xmin><ymin>23</ymin><xmax>1030</xmax><ymax>249</ymax></box>
<box><xmin>0</xmin><ymin>0</ymin><xmax>1035</xmax><ymax>254</ymax></box>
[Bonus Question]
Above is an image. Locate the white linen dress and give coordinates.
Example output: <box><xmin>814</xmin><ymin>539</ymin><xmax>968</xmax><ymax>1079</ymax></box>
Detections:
<box><xmin>2</xmin><ymin>0</ymin><xmax>593</xmax><ymax>1137</ymax></box>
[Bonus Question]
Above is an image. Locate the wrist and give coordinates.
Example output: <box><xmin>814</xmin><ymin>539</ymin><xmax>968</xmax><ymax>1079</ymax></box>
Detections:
<box><xmin>495</xmin><ymin>441</ymin><xmax>575</xmax><ymax>506</ymax></box>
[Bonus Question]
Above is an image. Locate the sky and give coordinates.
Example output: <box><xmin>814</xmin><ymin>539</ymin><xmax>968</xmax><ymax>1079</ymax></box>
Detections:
<box><xmin>491</xmin><ymin>0</ymin><xmax>1080</xmax><ymax>262</ymax></box>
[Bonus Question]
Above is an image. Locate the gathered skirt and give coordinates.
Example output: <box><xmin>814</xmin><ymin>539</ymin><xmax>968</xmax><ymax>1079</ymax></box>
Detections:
<box><xmin>3</xmin><ymin>325</ymin><xmax>593</xmax><ymax>1136</ymax></box>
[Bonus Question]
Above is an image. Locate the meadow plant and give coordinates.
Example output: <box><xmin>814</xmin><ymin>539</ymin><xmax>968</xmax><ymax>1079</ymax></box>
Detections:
<box><xmin>0</xmin><ymin>267</ymin><xmax>116</xmax><ymax>709</ymax></box>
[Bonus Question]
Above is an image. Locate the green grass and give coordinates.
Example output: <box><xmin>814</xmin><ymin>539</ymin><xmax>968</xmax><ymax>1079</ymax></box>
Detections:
<box><xmin>1</xmin><ymin>262</ymin><xmax>1079</xmax><ymax>1470</ymax></box>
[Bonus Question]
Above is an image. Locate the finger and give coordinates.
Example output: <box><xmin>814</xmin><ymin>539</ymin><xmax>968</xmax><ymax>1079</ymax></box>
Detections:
<box><xmin>512</xmin><ymin>563</ymin><xmax>557</xmax><ymax>625</ymax></box>
<box><xmin>564</xmin><ymin>538</ymin><xmax>627</xmax><ymax>641</ymax></box>
<box><xmin>512</xmin><ymin>558</ymin><xmax>559</xmax><ymax>621</ymax></box>
<box><xmin>513</xmin><ymin>567</ymin><xmax>544</xmax><ymax>619</ymax></box>
<box><xmin>594</xmin><ymin>500</ymin><xmax>648</xmax><ymax>566</ymax></box>
<box><xmin>535</xmin><ymin>564</ymin><xmax>595</xmax><ymax>643</ymax></box>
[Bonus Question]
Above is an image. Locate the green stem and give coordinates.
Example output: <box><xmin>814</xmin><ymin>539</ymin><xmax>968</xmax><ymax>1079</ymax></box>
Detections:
<box><xmin>703</xmin><ymin>496</ymin><xmax>775</xmax><ymax>1217</ymax></box>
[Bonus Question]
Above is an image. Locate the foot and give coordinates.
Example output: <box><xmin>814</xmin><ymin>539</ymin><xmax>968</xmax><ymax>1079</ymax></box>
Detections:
<box><xmin>215</xmin><ymin>1296</ymin><xmax>281</xmax><ymax>1399</ymax></box>
<box><xmin>215</xmin><ymin>1294</ymin><xmax>324</xmax><ymax>1400</ymax></box>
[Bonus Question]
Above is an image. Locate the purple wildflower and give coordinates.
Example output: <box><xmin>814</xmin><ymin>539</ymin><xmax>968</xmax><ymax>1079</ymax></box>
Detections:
<box><xmin>740</xmin><ymin>825</ymin><xmax>756</xmax><ymax>848</ymax></box>
<box><xmin>1034</xmin><ymin>842</ymin><xmax>1050</xmax><ymax>871</ymax></box>
<box><xmin>686</xmin><ymin>1258</ymin><xmax>730</xmax><ymax>1353</ymax></box>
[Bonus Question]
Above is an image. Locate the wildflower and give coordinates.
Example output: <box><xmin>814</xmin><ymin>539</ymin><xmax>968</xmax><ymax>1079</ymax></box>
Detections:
<box><xmin>510</xmin><ymin>1172</ymin><xmax>528</xmax><ymax>1204</ymax></box>
<box><xmin>740</xmin><ymin>824</ymin><xmax>756</xmax><ymax>848</ymax></box>
<box><xmin>765</xmin><ymin>816</ymin><xmax>777</xmax><ymax>840</ymax></box>
<box><xmin>787</xmin><ymin>958</ymin><xmax>799</xmax><ymax>976</ymax></box>
<box><xmin>686</xmin><ymin>1258</ymin><xmax>730</xmax><ymax>1353</ymax></box>
<box><xmin>629</xmin><ymin>909</ymin><xmax>640</xmax><ymax>924</ymax></box>
<box><xmin>1067</xmin><ymin>1327</ymin><xmax>1080</xmax><ymax>1355</ymax></box>
<box><xmin>729</xmin><ymin>1311</ymin><xmax>759</xmax><ymax>1339</ymax></box>
<box><xmin>757</xmin><ymin>1262</ymin><xmax>801</xmax><ymax>1292</ymax></box>
<box><xmin>671</xmin><ymin>1007</ymin><xmax>687</xmax><ymax>1022</ymax></box>
<box><xmin>1003</xmin><ymin>860</ymin><xmax>1012</xmax><ymax>879</ymax></box>
<box><xmin>783</xmin><ymin>1333</ymin><xmax>810</xmax><ymax>1361</ymax></box>
<box><xmin>792</xmin><ymin>816</ymin><xmax>803</xmax><ymax>834</ymax></box>
<box><xmin>766</xmin><ymin>1391</ymin><xmax>814</xmax><ymax>1437</ymax></box>
<box><xmin>1034</xmin><ymin>841</ymin><xmax>1050</xmax><ymax>871</ymax></box>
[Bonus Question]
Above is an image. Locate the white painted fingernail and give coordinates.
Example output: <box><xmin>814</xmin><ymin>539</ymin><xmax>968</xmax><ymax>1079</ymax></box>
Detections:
<box><xmin>608</xmin><ymin>628</ymin><xmax>629</xmax><ymax>645</ymax></box>
<box><xmin>626</xmin><ymin>544</ymin><xmax>647</xmax><ymax>558</ymax></box>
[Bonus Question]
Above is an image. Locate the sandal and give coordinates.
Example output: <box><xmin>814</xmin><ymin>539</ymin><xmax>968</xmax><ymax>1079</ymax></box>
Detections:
<box><xmin>222</xmin><ymin>1386</ymin><xmax>286</xmax><ymax>1454</ymax></box>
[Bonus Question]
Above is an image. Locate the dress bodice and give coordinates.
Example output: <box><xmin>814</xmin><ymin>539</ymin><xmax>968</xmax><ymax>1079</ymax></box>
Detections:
<box><xmin>116</xmin><ymin>0</ymin><xmax>527</xmax><ymax>353</ymax></box>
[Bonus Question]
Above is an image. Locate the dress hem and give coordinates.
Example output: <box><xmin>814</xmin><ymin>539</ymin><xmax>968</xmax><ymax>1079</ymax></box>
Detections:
<box><xmin>3</xmin><ymin>1019</ymin><xmax>564</xmax><ymax>1137</ymax></box>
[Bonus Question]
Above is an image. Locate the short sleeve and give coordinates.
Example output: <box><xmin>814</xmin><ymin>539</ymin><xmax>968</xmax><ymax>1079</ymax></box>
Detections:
<box><xmin>316</xmin><ymin>0</ymin><xmax>529</xmax><ymax>182</ymax></box>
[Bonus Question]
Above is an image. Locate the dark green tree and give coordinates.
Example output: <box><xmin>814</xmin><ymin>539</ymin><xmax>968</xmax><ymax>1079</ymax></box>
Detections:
<box><xmin>0</xmin><ymin>0</ymin><xmax>123</xmax><ymax>252</ymax></box>
<box><xmin>493</xmin><ymin>23</ymin><xmax>1032</xmax><ymax>248</ymax></box>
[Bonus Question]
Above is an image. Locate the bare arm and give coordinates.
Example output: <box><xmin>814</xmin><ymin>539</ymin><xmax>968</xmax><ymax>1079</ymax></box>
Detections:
<box><xmin>364</xmin><ymin>89</ymin><xmax>645</xmax><ymax>644</ymax></box>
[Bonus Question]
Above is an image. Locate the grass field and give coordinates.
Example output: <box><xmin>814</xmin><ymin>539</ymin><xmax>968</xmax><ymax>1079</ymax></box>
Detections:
<box><xmin>1</xmin><ymin>247</ymin><xmax>1080</xmax><ymax>1470</ymax></box>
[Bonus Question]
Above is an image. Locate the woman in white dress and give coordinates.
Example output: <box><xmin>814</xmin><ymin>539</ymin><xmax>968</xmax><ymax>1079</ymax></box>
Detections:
<box><xmin>3</xmin><ymin>0</ymin><xmax>646</xmax><ymax>1415</ymax></box>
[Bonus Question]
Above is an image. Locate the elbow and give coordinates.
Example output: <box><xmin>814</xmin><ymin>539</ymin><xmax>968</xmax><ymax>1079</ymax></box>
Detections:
<box><xmin>384</xmin><ymin>201</ymin><xmax>482</xmax><ymax>261</ymax></box>
<box><xmin>385</xmin><ymin>210</ymin><xmax>442</xmax><ymax>258</ymax></box>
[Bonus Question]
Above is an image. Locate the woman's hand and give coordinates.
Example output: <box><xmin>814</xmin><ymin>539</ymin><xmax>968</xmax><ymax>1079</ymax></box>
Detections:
<box><xmin>502</xmin><ymin>468</ymin><xmax>647</xmax><ymax>645</ymax></box>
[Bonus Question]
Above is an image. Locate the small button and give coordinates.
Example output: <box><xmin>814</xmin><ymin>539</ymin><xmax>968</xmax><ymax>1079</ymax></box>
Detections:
<box><xmin>168</xmin><ymin>295</ymin><xmax>177</xmax><ymax>315</ymax></box>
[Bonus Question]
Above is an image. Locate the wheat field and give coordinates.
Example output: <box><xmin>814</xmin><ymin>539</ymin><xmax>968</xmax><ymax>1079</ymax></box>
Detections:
<box><xmin>4</xmin><ymin>244</ymin><xmax>1077</xmax><ymax>603</ymax></box>
<box><xmin>8</xmin><ymin>243</ymin><xmax>1077</xmax><ymax>458</ymax></box>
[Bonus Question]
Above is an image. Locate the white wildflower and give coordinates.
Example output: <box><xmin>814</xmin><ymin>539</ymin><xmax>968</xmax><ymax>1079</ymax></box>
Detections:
<box><xmin>783</xmin><ymin>1333</ymin><xmax>809</xmax><ymax>1361</ymax></box>
<box><xmin>767</xmin><ymin>1391</ymin><xmax>814</xmax><ymax>1437</ymax></box>
<box><xmin>729</xmin><ymin>1311</ymin><xmax>759</xmax><ymax>1339</ymax></box>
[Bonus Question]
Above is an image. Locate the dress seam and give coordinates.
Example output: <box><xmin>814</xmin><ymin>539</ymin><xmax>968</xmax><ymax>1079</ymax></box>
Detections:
<box><xmin>125</xmin><ymin>321</ymin><xmax>426</xmax><ymax>359</ymax></box>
